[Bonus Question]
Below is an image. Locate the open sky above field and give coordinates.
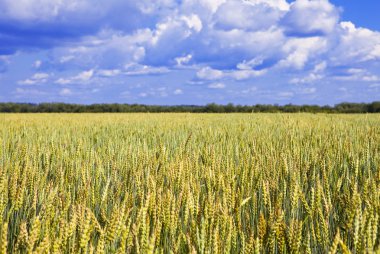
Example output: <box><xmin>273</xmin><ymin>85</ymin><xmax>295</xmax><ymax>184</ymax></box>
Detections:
<box><xmin>0</xmin><ymin>0</ymin><xmax>379</xmax><ymax>105</ymax></box>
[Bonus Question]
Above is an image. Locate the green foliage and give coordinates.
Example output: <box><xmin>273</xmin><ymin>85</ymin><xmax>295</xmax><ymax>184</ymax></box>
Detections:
<box><xmin>1</xmin><ymin>102</ymin><xmax>380</xmax><ymax>113</ymax></box>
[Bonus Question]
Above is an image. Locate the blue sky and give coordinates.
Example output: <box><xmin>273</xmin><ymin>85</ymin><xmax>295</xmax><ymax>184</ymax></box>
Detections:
<box><xmin>0</xmin><ymin>0</ymin><xmax>379</xmax><ymax>105</ymax></box>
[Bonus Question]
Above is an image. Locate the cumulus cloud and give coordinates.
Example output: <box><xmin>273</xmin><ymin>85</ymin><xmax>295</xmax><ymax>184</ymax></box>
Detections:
<box><xmin>330</xmin><ymin>22</ymin><xmax>380</xmax><ymax>64</ymax></box>
<box><xmin>53</xmin><ymin>64</ymin><xmax>169</xmax><ymax>85</ymax></box>
<box><xmin>175</xmin><ymin>54</ymin><xmax>193</xmax><ymax>67</ymax></box>
<box><xmin>46</xmin><ymin>28</ymin><xmax>151</xmax><ymax>70</ymax></box>
<box><xmin>2</xmin><ymin>0</ymin><xmax>380</xmax><ymax>104</ymax></box>
<box><xmin>142</xmin><ymin>14</ymin><xmax>204</xmax><ymax>66</ymax></box>
<box><xmin>18</xmin><ymin>72</ymin><xmax>50</xmax><ymax>85</ymax></box>
<box><xmin>0</xmin><ymin>0</ymin><xmax>149</xmax><ymax>55</ymax></box>
<box><xmin>196</xmin><ymin>67</ymin><xmax>224</xmax><ymax>80</ymax></box>
<box><xmin>173</xmin><ymin>89</ymin><xmax>183</xmax><ymax>95</ymax></box>
<box><xmin>97</xmin><ymin>69</ymin><xmax>121</xmax><ymax>77</ymax></box>
<box><xmin>208</xmin><ymin>82</ymin><xmax>226</xmax><ymax>89</ymax></box>
<box><xmin>0</xmin><ymin>0</ymin><xmax>91</xmax><ymax>21</ymax></box>
<box><xmin>6</xmin><ymin>0</ymin><xmax>377</xmax><ymax>77</ymax></box>
<box><xmin>124</xmin><ymin>64</ymin><xmax>170</xmax><ymax>76</ymax></box>
<box><xmin>277</xmin><ymin>36</ymin><xmax>329</xmax><ymax>69</ymax></box>
<box><xmin>55</xmin><ymin>69</ymin><xmax>93</xmax><ymax>84</ymax></box>
<box><xmin>75</xmin><ymin>69</ymin><xmax>94</xmax><ymax>81</ymax></box>
<box><xmin>289</xmin><ymin>61</ymin><xmax>326</xmax><ymax>84</ymax></box>
<box><xmin>59</xmin><ymin>88</ymin><xmax>73</xmax><ymax>96</ymax></box>
<box><xmin>214</xmin><ymin>1</ymin><xmax>284</xmax><ymax>31</ymax></box>
<box><xmin>333</xmin><ymin>68</ymin><xmax>380</xmax><ymax>82</ymax></box>
<box><xmin>282</xmin><ymin>0</ymin><xmax>339</xmax><ymax>36</ymax></box>
<box><xmin>1</xmin><ymin>0</ymin><xmax>378</xmax><ymax>72</ymax></box>
<box><xmin>196</xmin><ymin>66</ymin><xmax>266</xmax><ymax>81</ymax></box>
<box><xmin>33</xmin><ymin>60</ymin><xmax>42</xmax><ymax>69</ymax></box>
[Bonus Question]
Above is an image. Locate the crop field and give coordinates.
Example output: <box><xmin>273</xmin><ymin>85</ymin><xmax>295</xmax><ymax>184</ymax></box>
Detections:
<box><xmin>0</xmin><ymin>113</ymin><xmax>379</xmax><ymax>253</ymax></box>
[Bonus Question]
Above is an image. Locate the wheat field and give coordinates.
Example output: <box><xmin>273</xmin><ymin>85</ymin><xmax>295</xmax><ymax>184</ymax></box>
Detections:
<box><xmin>0</xmin><ymin>113</ymin><xmax>379</xmax><ymax>253</ymax></box>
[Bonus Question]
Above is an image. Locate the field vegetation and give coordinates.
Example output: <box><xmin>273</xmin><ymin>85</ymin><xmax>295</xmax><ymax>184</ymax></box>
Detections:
<box><xmin>0</xmin><ymin>113</ymin><xmax>379</xmax><ymax>253</ymax></box>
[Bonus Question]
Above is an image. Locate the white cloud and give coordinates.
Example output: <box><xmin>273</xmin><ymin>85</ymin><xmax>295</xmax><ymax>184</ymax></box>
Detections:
<box><xmin>0</xmin><ymin>55</ymin><xmax>10</xmax><ymax>62</ymax></box>
<box><xmin>32</xmin><ymin>73</ymin><xmax>49</xmax><ymax>80</ymax></box>
<box><xmin>330</xmin><ymin>22</ymin><xmax>380</xmax><ymax>64</ymax></box>
<box><xmin>196</xmin><ymin>67</ymin><xmax>224</xmax><ymax>80</ymax></box>
<box><xmin>121</xmin><ymin>90</ymin><xmax>131</xmax><ymax>98</ymax></box>
<box><xmin>49</xmin><ymin>28</ymin><xmax>152</xmax><ymax>69</ymax></box>
<box><xmin>59</xmin><ymin>55</ymin><xmax>75</xmax><ymax>63</ymax></box>
<box><xmin>290</xmin><ymin>73</ymin><xmax>323</xmax><ymax>84</ymax></box>
<box><xmin>55</xmin><ymin>78</ymin><xmax>71</xmax><ymax>85</ymax></box>
<box><xmin>298</xmin><ymin>87</ymin><xmax>316</xmax><ymax>94</ymax></box>
<box><xmin>241</xmin><ymin>86</ymin><xmax>257</xmax><ymax>94</ymax></box>
<box><xmin>124</xmin><ymin>64</ymin><xmax>170</xmax><ymax>75</ymax></box>
<box><xmin>174</xmin><ymin>89</ymin><xmax>183</xmax><ymax>95</ymax></box>
<box><xmin>0</xmin><ymin>0</ymin><xmax>87</xmax><ymax>21</ymax></box>
<box><xmin>181</xmin><ymin>14</ymin><xmax>203</xmax><ymax>32</ymax></box>
<box><xmin>282</xmin><ymin>0</ymin><xmax>339</xmax><ymax>36</ymax></box>
<box><xmin>333</xmin><ymin>68</ymin><xmax>380</xmax><ymax>82</ymax></box>
<box><xmin>206</xmin><ymin>28</ymin><xmax>285</xmax><ymax>65</ymax></box>
<box><xmin>98</xmin><ymin>69</ymin><xmax>121</xmax><ymax>77</ymax></box>
<box><xmin>187</xmin><ymin>80</ymin><xmax>206</xmax><ymax>85</ymax></box>
<box><xmin>246</xmin><ymin>0</ymin><xmax>290</xmax><ymax>11</ymax></box>
<box><xmin>23</xmin><ymin>0</ymin><xmax>378</xmax><ymax>88</ymax></box>
<box><xmin>237</xmin><ymin>57</ymin><xmax>264</xmax><ymax>70</ymax></box>
<box><xmin>208</xmin><ymin>82</ymin><xmax>226</xmax><ymax>89</ymax></box>
<box><xmin>196</xmin><ymin>66</ymin><xmax>265</xmax><ymax>81</ymax></box>
<box><xmin>290</xmin><ymin>62</ymin><xmax>326</xmax><ymax>84</ymax></box>
<box><xmin>54</xmin><ymin>69</ymin><xmax>94</xmax><ymax>85</ymax></box>
<box><xmin>18</xmin><ymin>72</ymin><xmax>50</xmax><ymax>85</ymax></box>
<box><xmin>54</xmin><ymin>64</ymin><xmax>169</xmax><ymax>85</ymax></box>
<box><xmin>59</xmin><ymin>88</ymin><xmax>72</xmax><ymax>96</ymax></box>
<box><xmin>338</xmin><ymin>87</ymin><xmax>347</xmax><ymax>92</ymax></box>
<box><xmin>3</xmin><ymin>0</ymin><xmax>380</xmax><ymax>102</ymax></box>
<box><xmin>313</xmin><ymin>61</ymin><xmax>327</xmax><ymax>73</ymax></box>
<box><xmin>229</xmin><ymin>69</ymin><xmax>266</xmax><ymax>80</ymax></box>
<box><xmin>214</xmin><ymin>1</ymin><xmax>284</xmax><ymax>31</ymax></box>
<box><xmin>175</xmin><ymin>54</ymin><xmax>192</xmax><ymax>67</ymax></box>
<box><xmin>183</xmin><ymin>0</ymin><xmax>226</xmax><ymax>14</ymax></box>
<box><xmin>18</xmin><ymin>79</ymin><xmax>37</xmax><ymax>85</ymax></box>
<box><xmin>278</xmin><ymin>91</ymin><xmax>294</xmax><ymax>98</ymax></box>
<box><xmin>135</xmin><ymin>86</ymin><xmax>170</xmax><ymax>98</ymax></box>
<box><xmin>76</xmin><ymin>69</ymin><xmax>94</xmax><ymax>81</ymax></box>
<box><xmin>33</xmin><ymin>60</ymin><xmax>42</xmax><ymax>69</ymax></box>
<box><xmin>137</xmin><ymin>0</ymin><xmax>178</xmax><ymax>14</ymax></box>
<box><xmin>362</xmin><ymin>76</ymin><xmax>379</xmax><ymax>82</ymax></box>
<box><xmin>141</xmin><ymin>14</ymin><xmax>206</xmax><ymax>65</ymax></box>
<box><xmin>278</xmin><ymin>36</ymin><xmax>328</xmax><ymax>69</ymax></box>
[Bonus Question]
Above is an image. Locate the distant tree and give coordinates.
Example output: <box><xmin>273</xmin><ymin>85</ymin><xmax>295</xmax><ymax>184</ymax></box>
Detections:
<box><xmin>0</xmin><ymin>101</ymin><xmax>379</xmax><ymax>113</ymax></box>
<box><xmin>368</xmin><ymin>102</ymin><xmax>380</xmax><ymax>113</ymax></box>
<box><xmin>224</xmin><ymin>103</ymin><xmax>235</xmax><ymax>113</ymax></box>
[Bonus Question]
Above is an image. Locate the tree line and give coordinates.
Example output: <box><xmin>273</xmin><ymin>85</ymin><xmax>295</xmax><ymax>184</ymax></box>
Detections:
<box><xmin>0</xmin><ymin>102</ymin><xmax>379</xmax><ymax>113</ymax></box>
